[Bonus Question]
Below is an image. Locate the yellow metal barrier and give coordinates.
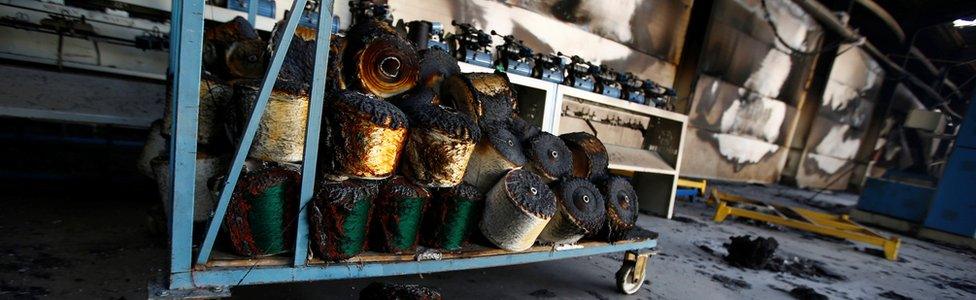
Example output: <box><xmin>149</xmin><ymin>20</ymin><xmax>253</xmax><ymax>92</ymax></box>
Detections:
<box><xmin>709</xmin><ymin>190</ymin><xmax>901</xmax><ymax>261</ymax></box>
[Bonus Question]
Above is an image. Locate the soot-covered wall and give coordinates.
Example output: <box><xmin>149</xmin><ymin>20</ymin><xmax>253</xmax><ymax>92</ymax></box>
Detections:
<box><xmin>795</xmin><ymin>46</ymin><xmax>884</xmax><ymax>189</ymax></box>
<box><xmin>681</xmin><ymin>0</ymin><xmax>824</xmax><ymax>183</ymax></box>
<box><xmin>334</xmin><ymin>0</ymin><xmax>693</xmax><ymax>87</ymax></box>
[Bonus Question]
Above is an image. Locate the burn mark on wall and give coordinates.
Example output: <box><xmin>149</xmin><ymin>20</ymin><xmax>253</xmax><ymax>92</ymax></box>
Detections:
<box><xmin>681</xmin><ymin>0</ymin><xmax>823</xmax><ymax>181</ymax></box>
<box><xmin>797</xmin><ymin>46</ymin><xmax>884</xmax><ymax>188</ymax></box>
<box><xmin>688</xmin><ymin>75</ymin><xmax>795</xmax><ymax>172</ymax></box>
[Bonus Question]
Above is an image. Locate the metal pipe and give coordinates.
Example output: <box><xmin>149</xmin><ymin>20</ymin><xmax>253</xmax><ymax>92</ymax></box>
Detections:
<box><xmin>863</xmin><ymin>42</ymin><xmax>962</xmax><ymax>119</ymax></box>
<box><xmin>790</xmin><ymin>0</ymin><xmax>962</xmax><ymax>113</ymax></box>
<box><xmin>853</xmin><ymin>0</ymin><xmax>905</xmax><ymax>43</ymax></box>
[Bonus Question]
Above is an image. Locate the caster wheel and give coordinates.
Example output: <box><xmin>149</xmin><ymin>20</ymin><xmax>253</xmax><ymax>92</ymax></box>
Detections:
<box><xmin>616</xmin><ymin>261</ymin><xmax>645</xmax><ymax>294</ymax></box>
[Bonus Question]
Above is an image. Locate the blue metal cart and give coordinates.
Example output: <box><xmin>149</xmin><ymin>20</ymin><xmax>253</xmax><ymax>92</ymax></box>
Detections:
<box><xmin>157</xmin><ymin>0</ymin><xmax>658</xmax><ymax>297</ymax></box>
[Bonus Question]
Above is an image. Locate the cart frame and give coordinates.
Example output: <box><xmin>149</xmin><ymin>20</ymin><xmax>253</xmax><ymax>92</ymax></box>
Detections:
<box><xmin>163</xmin><ymin>0</ymin><xmax>657</xmax><ymax>296</ymax></box>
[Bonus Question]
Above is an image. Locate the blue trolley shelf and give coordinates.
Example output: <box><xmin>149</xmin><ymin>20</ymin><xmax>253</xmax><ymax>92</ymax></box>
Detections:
<box><xmin>160</xmin><ymin>0</ymin><xmax>659</xmax><ymax>297</ymax></box>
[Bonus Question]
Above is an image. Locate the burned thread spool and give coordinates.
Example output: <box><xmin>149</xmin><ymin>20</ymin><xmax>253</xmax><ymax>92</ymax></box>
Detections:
<box><xmin>234</xmin><ymin>80</ymin><xmax>310</xmax><ymax>163</ymax></box>
<box><xmin>309</xmin><ymin>179</ymin><xmax>378</xmax><ymax>262</ymax></box>
<box><xmin>422</xmin><ymin>183</ymin><xmax>484</xmax><ymax>251</ymax></box>
<box><xmin>162</xmin><ymin>77</ymin><xmax>233</xmax><ymax>145</ymax></box>
<box><xmin>270</xmin><ymin>17</ymin><xmax>317</xmax><ymax>88</ymax></box>
<box><xmin>508</xmin><ymin>116</ymin><xmax>541</xmax><ymax>143</ymax></box>
<box><xmin>523</xmin><ymin>132</ymin><xmax>573</xmax><ymax>183</ymax></box>
<box><xmin>462</xmin><ymin>121</ymin><xmax>527</xmax><ymax>193</ymax></box>
<box><xmin>321</xmin><ymin>91</ymin><xmax>408</xmax><ymax>180</ymax></box>
<box><xmin>203</xmin><ymin>16</ymin><xmax>266</xmax><ymax>79</ymax></box>
<box><xmin>370</xmin><ymin>176</ymin><xmax>430</xmax><ymax>254</ymax></box>
<box><xmin>150</xmin><ymin>152</ymin><xmax>227</xmax><ymax>223</ymax></box>
<box><xmin>327</xmin><ymin>36</ymin><xmax>348</xmax><ymax>93</ymax></box>
<box><xmin>441</xmin><ymin>72</ymin><xmax>518</xmax><ymax>124</ymax></box>
<box><xmin>538</xmin><ymin>178</ymin><xmax>606</xmax><ymax>245</ymax></box>
<box><xmin>400</xmin><ymin>105</ymin><xmax>480</xmax><ymax>188</ymax></box>
<box><xmin>559</xmin><ymin>132</ymin><xmax>609</xmax><ymax>181</ymax></box>
<box><xmin>417</xmin><ymin>49</ymin><xmax>461</xmax><ymax>91</ymax></box>
<box><xmin>480</xmin><ymin>169</ymin><xmax>556</xmax><ymax>251</ymax></box>
<box><xmin>137</xmin><ymin>120</ymin><xmax>166</xmax><ymax>178</ymax></box>
<box><xmin>392</xmin><ymin>87</ymin><xmax>439</xmax><ymax>111</ymax></box>
<box><xmin>223</xmin><ymin>161</ymin><xmax>300</xmax><ymax>257</ymax></box>
<box><xmin>344</xmin><ymin>20</ymin><xmax>419</xmax><ymax>98</ymax></box>
<box><xmin>596</xmin><ymin>176</ymin><xmax>640</xmax><ymax>241</ymax></box>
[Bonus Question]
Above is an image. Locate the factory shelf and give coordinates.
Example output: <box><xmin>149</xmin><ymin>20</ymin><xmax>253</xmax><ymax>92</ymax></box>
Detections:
<box><xmin>160</xmin><ymin>0</ymin><xmax>661</xmax><ymax>296</ymax></box>
<box><xmin>459</xmin><ymin>60</ymin><xmax>688</xmax><ymax>219</ymax></box>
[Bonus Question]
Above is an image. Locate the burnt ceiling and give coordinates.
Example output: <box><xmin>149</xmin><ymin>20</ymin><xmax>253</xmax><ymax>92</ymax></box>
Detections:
<box><xmin>821</xmin><ymin>0</ymin><xmax>975</xmax><ymax>109</ymax></box>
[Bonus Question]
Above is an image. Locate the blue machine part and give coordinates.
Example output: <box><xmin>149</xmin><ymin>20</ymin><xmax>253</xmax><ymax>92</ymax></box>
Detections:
<box><xmin>428</xmin><ymin>40</ymin><xmax>451</xmax><ymax>53</ymax></box>
<box><xmin>601</xmin><ymin>86</ymin><xmax>622</xmax><ymax>99</ymax></box>
<box><xmin>572</xmin><ymin>78</ymin><xmax>596</xmax><ymax>92</ymax></box>
<box><xmin>504</xmin><ymin>59</ymin><xmax>534</xmax><ymax>77</ymax></box>
<box><xmin>857</xmin><ymin>177</ymin><xmax>935</xmax><ymax>223</ymax></box>
<box><xmin>463</xmin><ymin>50</ymin><xmax>494</xmax><ymax>68</ymax></box>
<box><xmin>539</xmin><ymin>68</ymin><xmax>564</xmax><ymax>84</ymax></box>
<box><xmin>675</xmin><ymin>188</ymin><xmax>699</xmax><ymax>198</ymax></box>
<box><xmin>627</xmin><ymin>93</ymin><xmax>646</xmax><ymax>104</ymax></box>
<box><xmin>227</xmin><ymin>0</ymin><xmax>275</xmax><ymax>18</ymax></box>
<box><xmin>924</xmin><ymin>147</ymin><xmax>976</xmax><ymax>237</ymax></box>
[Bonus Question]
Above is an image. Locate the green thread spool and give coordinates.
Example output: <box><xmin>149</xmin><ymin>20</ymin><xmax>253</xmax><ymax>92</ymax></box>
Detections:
<box><xmin>371</xmin><ymin>177</ymin><xmax>430</xmax><ymax>254</ymax></box>
<box><xmin>224</xmin><ymin>161</ymin><xmax>299</xmax><ymax>257</ymax></box>
<box><xmin>422</xmin><ymin>183</ymin><xmax>484</xmax><ymax>251</ymax></box>
<box><xmin>309</xmin><ymin>179</ymin><xmax>378</xmax><ymax>261</ymax></box>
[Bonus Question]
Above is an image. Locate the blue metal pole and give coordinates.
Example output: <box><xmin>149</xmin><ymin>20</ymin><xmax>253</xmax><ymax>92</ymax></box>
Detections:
<box><xmin>294</xmin><ymin>0</ymin><xmax>334</xmax><ymax>266</ymax></box>
<box><xmin>168</xmin><ymin>0</ymin><xmax>205</xmax><ymax>290</ymax></box>
<box><xmin>196</xmin><ymin>0</ymin><xmax>309</xmax><ymax>265</ymax></box>
<box><xmin>247</xmin><ymin>0</ymin><xmax>257</xmax><ymax>26</ymax></box>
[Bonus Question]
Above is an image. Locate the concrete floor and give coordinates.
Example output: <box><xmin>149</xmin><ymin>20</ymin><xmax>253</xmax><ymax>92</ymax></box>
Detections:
<box><xmin>1</xmin><ymin>179</ymin><xmax>974</xmax><ymax>299</ymax></box>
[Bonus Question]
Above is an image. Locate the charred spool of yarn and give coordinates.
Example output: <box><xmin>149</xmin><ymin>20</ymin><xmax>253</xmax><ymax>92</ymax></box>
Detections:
<box><xmin>344</xmin><ymin>20</ymin><xmax>419</xmax><ymax>98</ymax></box>
<box><xmin>523</xmin><ymin>132</ymin><xmax>573</xmax><ymax>182</ymax></box>
<box><xmin>309</xmin><ymin>179</ymin><xmax>378</xmax><ymax>262</ymax></box>
<box><xmin>370</xmin><ymin>177</ymin><xmax>430</xmax><ymax>254</ymax></box>
<box><xmin>417</xmin><ymin>49</ymin><xmax>460</xmax><ymax>91</ymax></box>
<box><xmin>559</xmin><ymin>132</ymin><xmax>609</xmax><ymax>180</ymax></box>
<box><xmin>597</xmin><ymin>176</ymin><xmax>640</xmax><ymax>241</ymax></box>
<box><xmin>480</xmin><ymin>169</ymin><xmax>556</xmax><ymax>251</ymax></box>
<box><xmin>508</xmin><ymin>117</ymin><xmax>541</xmax><ymax>143</ymax></box>
<box><xmin>322</xmin><ymin>91</ymin><xmax>408</xmax><ymax>180</ymax></box>
<box><xmin>233</xmin><ymin>80</ymin><xmax>310</xmax><ymax>163</ymax></box>
<box><xmin>538</xmin><ymin>178</ymin><xmax>606</xmax><ymax>245</ymax></box>
<box><xmin>151</xmin><ymin>152</ymin><xmax>227</xmax><ymax>223</ymax></box>
<box><xmin>422</xmin><ymin>183</ymin><xmax>484</xmax><ymax>251</ymax></box>
<box><xmin>462</xmin><ymin>121</ymin><xmax>527</xmax><ymax>193</ymax></box>
<box><xmin>441</xmin><ymin>72</ymin><xmax>517</xmax><ymax>124</ymax></box>
<box><xmin>401</xmin><ymin>105</ymin><xmax>479</xmax><ymax>188</ymax></box>
<box><xmin>162</xmin><ymin>78</ymin><xmax>232</xmax><ymax>146</ymax></box>
<box><xmin>223</xmin><ymin>161</ymin><xmax>300</xmax><ymax>257</ymax></box>
<box><xmin>203</xmin><ymin>16</ymin><xmax>266</xmax><ymax>79</ymax></box>
<box><xmin>137</xmin><ymin>120</ymin><xmax>166</xmax><ymax>178</ymax></box>
<box><xmin>327</xmin><ymin>36</ymin><xmax>348</xmax><ymax>93</ymax></box>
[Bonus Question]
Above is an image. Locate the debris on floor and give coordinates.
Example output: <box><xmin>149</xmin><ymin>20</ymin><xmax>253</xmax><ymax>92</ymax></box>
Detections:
<box><xmin>704</xmin><ymin>272</ymin><xmax>751</xmax><ymax>290</ymax></box>
<box><xmin>359</xmin><ymin>282</ymin><xmax>442</xmax><ymax>300</ymax></box>
<box><xmin>528</xmin><ymin>288</ymin><xmax>557</xmax><ymax>298</ymax></box>
<box><xmin>722</xmin><ymin>235</ymin><xmax>847</xmax><ymax>282</ymax></box>
<box><xmin>878</xmin><ymin>290</ymin><xmax>913</xmax><ymax>300</ymax></box>
<box><xmin>724</xmin><ymin>235</ymin><xmax>779</xmax><ymax>269</ymax></box>
<box><xmin>788</xmin><ymin>285</ymin><xmax>828</xmax><ymax>300</ymax></box>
